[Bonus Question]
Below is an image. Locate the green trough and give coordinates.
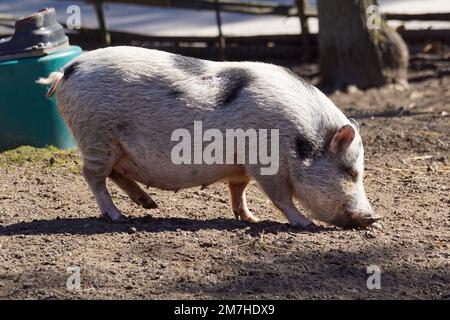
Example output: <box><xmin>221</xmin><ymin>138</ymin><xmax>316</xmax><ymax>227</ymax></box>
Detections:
<box><xmin>0</xmin><ymin>46</ymin><xmax>81</xmax><ymax>151</ymax></box>
<box><xmin>0</xmin><ymin>8</ymin><xmax>82</xmax><ymax>151</ymax></box>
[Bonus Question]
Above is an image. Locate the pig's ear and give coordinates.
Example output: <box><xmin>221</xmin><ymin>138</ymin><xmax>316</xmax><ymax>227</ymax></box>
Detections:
<box><xmin>330</xmin><ymin>125</ymin><xmax>355</xmax><ymax>154</ymax></box>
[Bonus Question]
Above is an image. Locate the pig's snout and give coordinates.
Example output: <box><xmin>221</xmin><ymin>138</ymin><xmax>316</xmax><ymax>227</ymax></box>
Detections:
<box><xmin>344</xmin><ymin>190</ymin><xmax>381</xmax><ymax>228</ymax></box>
<box><xmin>334</xmin><ymin>202</ymin><xmax>381</xmax><ymax>229</ymax></box>
<box><xmin>352</xmin><ymin>211</ymin><xmax>382</xmax><ymax>228</ymax></box>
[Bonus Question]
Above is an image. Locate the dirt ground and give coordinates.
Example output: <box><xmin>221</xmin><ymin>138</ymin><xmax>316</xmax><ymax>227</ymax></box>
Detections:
<box><xmin>0</xmin><ymin>57</ymin><xmax>449</xmax><ymax>300</ymax></box>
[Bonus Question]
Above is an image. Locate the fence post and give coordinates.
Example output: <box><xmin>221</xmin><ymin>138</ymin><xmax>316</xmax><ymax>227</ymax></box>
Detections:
<box><xmin>94</xmin><ymin>0</ymin><xmax>111</xmax><ymax>46</ymax></box>
<box><xmin>214</xmin><ymin>0</ymin><xmax>226</xmax><ymax>60</ymax></box>
<box><xmin>296</xmin><ymin>0</ymin><xmax>310</xmax><ymax>60</ymax></box>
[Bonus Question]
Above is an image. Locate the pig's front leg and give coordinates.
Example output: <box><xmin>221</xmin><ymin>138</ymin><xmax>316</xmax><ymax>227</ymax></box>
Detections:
<box><xmin>109</xmin><ymin>169</ymin><xmax>158</xmax><ymax>209</ymax></box>
<box><xmin>255</xmin><ymin>176</ymin><xmax>314</xmax><ymax>228</ymax></box>
<box><xmin>83</xmin><ymin>167</ymin><xmax>129</xmax><ymax>223</ymax></box>
<box><xmin>228</xmin><ymin>179</ymin><xmax>259</xmax><ymax>223</ymax></box>
<box><xmin>273</xmin><ymin>198</ymin><xmax>316</xmax><ymax>228</ymax></box>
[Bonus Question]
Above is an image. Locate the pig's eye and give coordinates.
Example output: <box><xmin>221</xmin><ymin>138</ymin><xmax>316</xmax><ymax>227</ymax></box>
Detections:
<box><xmin>344</xmin><ymin>168</ymin><xmax>358</xmax><ymax>181</ymax></box>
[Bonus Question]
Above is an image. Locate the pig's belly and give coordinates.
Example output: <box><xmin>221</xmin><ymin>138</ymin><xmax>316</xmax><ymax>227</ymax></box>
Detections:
<box><xmin>113</xmin><ymin>153</ymin><xmax>246</xmax><ymax>190</ymax></box>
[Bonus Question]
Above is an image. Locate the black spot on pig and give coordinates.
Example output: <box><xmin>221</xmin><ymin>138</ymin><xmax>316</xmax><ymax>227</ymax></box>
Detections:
<box><xmin>63</xmin><ymin>61</ymin><xmax>81</xmax><ymax>80</ymax></box>
<box><xmin>216</xmin><ymin>68</ymin><xmax>254</xmax><ymax>105</ymax></box>
<box><xmin>295</xmin><ymin>134</ymin><xmax>320</xmax><ymax>160</ymax></box>
<box><xmin>172</xmin><ymin>54</ymin><xmax>206</xmax><ymax>76</ymax></box>
<box><xmin>168</xmin><ymin>88</ymin><xmax>182</xmax><ymax>98</ymax></box>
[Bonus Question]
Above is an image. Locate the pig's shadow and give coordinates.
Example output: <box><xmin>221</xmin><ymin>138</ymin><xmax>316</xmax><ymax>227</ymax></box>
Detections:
<box><xmin>0</xmin><ymin>216</ymin><xmax>336</xmax><ymax>237</ymax></box>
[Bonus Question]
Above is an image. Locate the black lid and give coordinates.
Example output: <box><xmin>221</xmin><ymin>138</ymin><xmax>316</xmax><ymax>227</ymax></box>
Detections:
<box><xmin>0</xmin><ymin>8</ymin><xmax>69</xmax><ymax>60</ymax></box>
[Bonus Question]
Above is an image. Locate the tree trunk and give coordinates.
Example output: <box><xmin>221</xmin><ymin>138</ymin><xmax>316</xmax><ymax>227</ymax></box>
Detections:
<box><xmin>317</xmin><ymin>0</ymin><xmax>409</xmax><ymax>89</ymax></box>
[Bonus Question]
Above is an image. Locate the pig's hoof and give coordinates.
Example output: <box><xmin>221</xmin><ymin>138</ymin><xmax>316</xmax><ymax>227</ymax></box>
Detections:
<box><xmin>138</xmin><ymin>196</ymin><xmax>158</xmax><ymax>209</ymax></box>
<box><xmin>113</xmin><ymin>214</ymin><xmax>130</xmax><ymax>223</ymax></box>
<box><xmin>297</xmin><ymin>222</ymin><xmax>324</xmax><ymax>232</ymax></box>
<box><xmin>102</xmin><ymin>211</ymin><xmax>130</xmax><ymax>224</ymax></box>
<box><xmin>304</xmin><ymin>222</ymin><xmax>323</xmax><ymax>232</ymax></box>
<box><xmin>234</xmin><ymin>210</ymin><xmax>259</xmax><ymax>223</ymax></box>
<box><xmin>290</xmin><ymin>221</ymin><xmax>321</xmax><ymax>232</ymax></box>
<box><xmin>241</xmin><ymin>215</ymin><xmax>260</xmax><ymax>223</ymax></box>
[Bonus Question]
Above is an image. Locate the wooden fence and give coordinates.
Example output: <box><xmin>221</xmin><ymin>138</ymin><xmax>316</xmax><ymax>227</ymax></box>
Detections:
<box><xmin>84</xmin><ymin>0</ymin><xmax>450</xmax><ymax>60</ymax></box>
<box><xmin>86</xmin><ymin>0</ymin><xmax>316</xmax><ymax>59</ymax></box>
<box><xmin>1</xmin><ymin>1</ymin><xmax>450</xmax><ymax>61</ymax></box>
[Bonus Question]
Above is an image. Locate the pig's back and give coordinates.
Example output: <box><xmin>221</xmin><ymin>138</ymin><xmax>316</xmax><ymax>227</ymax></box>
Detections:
<box><xmin>57</xmin><ymin>46</ymin><xmax>345</xmax><ymax>130</ymax></box>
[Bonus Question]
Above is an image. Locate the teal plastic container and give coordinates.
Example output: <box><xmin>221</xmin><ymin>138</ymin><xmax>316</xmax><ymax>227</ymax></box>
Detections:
<box><xmin>0</xmin><ymin>45</ymin><xmax>81</xmax><ymax>151</ymax></box>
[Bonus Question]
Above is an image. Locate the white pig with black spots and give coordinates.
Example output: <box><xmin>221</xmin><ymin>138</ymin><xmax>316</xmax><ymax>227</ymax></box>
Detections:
<box><xmin>37</xmin><ymin>46</ymin><xmax>380</xmax><ymax>229</ymax></box>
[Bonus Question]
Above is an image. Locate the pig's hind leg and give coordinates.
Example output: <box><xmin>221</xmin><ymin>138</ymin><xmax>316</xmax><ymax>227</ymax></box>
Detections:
<box><xmin>228</xmin><ymin>179</ymin><xmax>259</xmax><ymax>223</ymax></box>
<box><xmin>82</xmin><ymin>166</ymin><xmax>129</xmax><ymax>223</ymax></box>
<box><xmin>109</xmin><ymin>169</ymin><xmax>158</xmax><ymax>209</ymax></box>
<box><xmin>80</xmin><ymin>142</ymin><xmax>129</xmax><ymax>223</ymax></box>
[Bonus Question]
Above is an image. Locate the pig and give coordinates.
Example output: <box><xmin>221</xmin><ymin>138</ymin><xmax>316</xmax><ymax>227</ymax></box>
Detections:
<box><xmin>37</xmin><ymin>46</ymin><xmax>380</xmax><ymax>229</ymax></box>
